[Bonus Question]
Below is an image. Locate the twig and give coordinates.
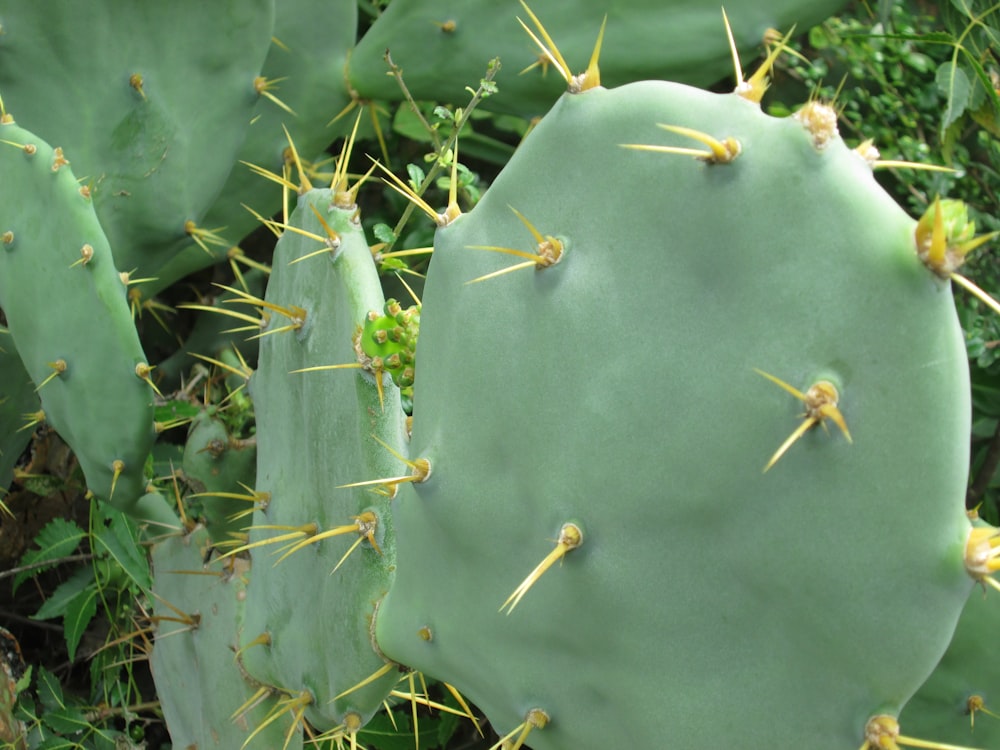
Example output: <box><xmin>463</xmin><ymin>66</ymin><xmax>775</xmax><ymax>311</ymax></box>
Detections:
<box><xmin>0</xmin><ymin>552</ymin><xmax>95</xmax><ymax>581</ymax></box>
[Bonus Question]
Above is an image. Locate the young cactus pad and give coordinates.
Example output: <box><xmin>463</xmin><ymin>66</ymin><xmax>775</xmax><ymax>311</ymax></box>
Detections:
<box><xmin>237</xmin><ymin>187</ymin><xmax>406</xmax><ymax>730</ymax></box>
<box><xmin>374</xmin><ymin>81</ymin><xmax>976</xmax><ymax>749</ymax></box>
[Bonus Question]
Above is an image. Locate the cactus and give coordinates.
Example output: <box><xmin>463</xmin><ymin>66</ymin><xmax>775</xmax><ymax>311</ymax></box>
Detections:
<box><xmin>371</xmin><ymin>43</ymin><xmax>981</xmax><ymax>750</ymax></box>
<box><xmin>149</xmin><ymin>524</ymin><xmax>303</xmax><ymax>750</ymax></box>
<box><xmin>0</xmin><ymin>0</ymin><xmax>275</xmax><ymax>295</ymax></box>
<box><xmin>348</xmin><ymin>0</ymin><xmax>849</xmax><ymax>116</ymax></box>
<box><xmin>1</xmin><ymin>3</ymin><xmax>998</xmax><ymax>749</ymax></box>
<box><xmin>233</xmin><ymin>152</ymin><xmax>408</xmax><ymax>735</ymax></box>
<box><xmin>0</xmin><ymin>121</ymin><xmax>155</xmax><ymax>509</ymax></box>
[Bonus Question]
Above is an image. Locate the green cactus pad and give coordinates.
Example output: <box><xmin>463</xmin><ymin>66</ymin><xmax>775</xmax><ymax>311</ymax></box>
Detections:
<box><xmin>349</xmin><ymin>0</ymin><xmax>848</xmax><ymax>116</ymax></box>
<box><xmin>182</xmin><ymin>412</ymin><xmax>257</xmax><ymax>543</ymax></box>
<box><xmin>0</xmin><ymin>123</ymin><xmax>154</xmax><ymax>509</ymax></box>
<box><xmin>152</xmin><ymin>0</ymin><xmax>359</xmax><ymax>297</ymax></box>
<box><xmin>239</xmin><ymin>187</ymin><xmax>407</xmax><ymax>729</ymax></box>
<box><xmin>150</xmin><ymin>525</ymin><xmax>303</xmax><ymax>750</ymax></box>
<box><xmin>375</xmin><ymin>82</ymin><xmax>975</xmax><ymax>749</ymax></box>
<box><xmin>0</xmin><ymin>0</ymin><xmax>274</xmax><ymax>285</ymax></box>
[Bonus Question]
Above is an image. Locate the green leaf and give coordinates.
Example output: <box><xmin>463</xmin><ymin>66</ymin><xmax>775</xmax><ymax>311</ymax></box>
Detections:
<box><xmin>936</xmin><ymin>60</ymin><xmax>972</xmax><ymax>134</ymax></box>
<box><xmin>14</xmin><ymin>518</ymin><xmax>85</xmax><ymax>592</ymax></box>
<box><xmin>36</xmin><ymin>666</ymin><xmax>65</xmax><ymax>713</ymax></box>
<box><xmin>41</xmin><ymin>705</ymin><xmax>91</xmax><ymax>735</ymax></box>
<box><xmin>92</xmin><ymin>507</ymin><xmax>151</xmax><ymax>593</ymax></box>
<box><xmin>63</xmin><ymin>585</ymin><xmax>98</xmax><ymax>662</ymax></box>
<box><xmin>32</xmin><ymin>566</ymin><xmax>95</xmax><ymax>621</ymax></box>
<box><xmin>373</xmin><ymin>223</ymin><xmax>397</xmax><ymax>244</ymax></box>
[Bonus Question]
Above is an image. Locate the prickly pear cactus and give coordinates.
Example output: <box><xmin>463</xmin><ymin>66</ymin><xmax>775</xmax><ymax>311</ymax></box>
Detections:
<box><xmin>150</xmin><ymin>525</ymin><xmax>303</xmax><ymax>750</ymax></box>
<box><xmin>349</xmin><ymin>0</ymin><xmax>848</xmax><ymax>115</ymax></box>
<box><xmin>236</xmin><ymin>163</ymin><xmax>408</xmax><ymax>732</ymax></box>
<box><xmin>0</xmin><ymin>121</ymin><xmax>155</xmax><ymax>509</ymax></box>
<box><xmin>373</xmin><ymin>75</ymin><xmax>978</xmax><ymax>750</ymax></box>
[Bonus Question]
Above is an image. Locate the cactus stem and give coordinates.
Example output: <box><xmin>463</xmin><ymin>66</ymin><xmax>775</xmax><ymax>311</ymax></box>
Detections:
<box><xmin>859</xmin><ymin>714</ymin><xmax>980</xmax><ymax>750</ymax></box>
<box><xmin>489</xmin><ymin>708</ymin><xmax>550</xmax><ymax>750</ymax></box>
<box><xmin>754</xmin><ymin>369</ymin><xmax>852</xmax><ymax>472</ymax></box>
<box><xmin>501</xmin><ymin>522</ymin><xmax>583</xmax><ymax>614</ymax></box>
<box><xmin>253</xmin><ymin>76</ymin><xmax>297</xmax><ymax>117</ymax></box>
<box><xmin>622</xmin><ymin>124</ymin><xmax>741</xmax><ymax>164</ymax></box>
<box><xmin>333</xmin><ymin>662</ymin><xmax>395</xmax><ymax>701</ymax></box>
<box><xmin>33</xmin><ymin>359</ymin><xmax>67</xmax><ymax>391</ymax></box>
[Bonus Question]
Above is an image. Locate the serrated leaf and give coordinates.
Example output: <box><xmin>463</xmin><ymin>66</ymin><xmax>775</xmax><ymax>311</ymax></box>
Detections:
<box><xmin>92</xmin><ymin>508</ymin><xmax>151</xmax><ymax>593</ymax></box>
<box><xmin>13</xmin><ymin>518</ymin><xmax>85</xmax><ymax>592</ymax></box>
<box><xmin>32</xmin><ymin>567</ymin><xmax>95</xmax><ymax>622</ymax></box>
<box><xmin>36</xmin><ymin>666</ymin><xmax>65</xmax><ymax>713</ymax></box>
<box><xmin>62</xmin><ymin>585</ymin><xmax>98</xmax><ymax>662</ymax></box>
<box><xmin>40</xmin><ymin>705</ymin><xmax>90</xmax><ymax>735</ymax></box>
<box><xmin>936</xmin><ymin>61</ymin><xmax>972</xmax><ymax>134</ymax></box>
<box><xmin>373</xmin><ymin>223</ymin><xmax>397</xmax><ymax>244</ymax></box>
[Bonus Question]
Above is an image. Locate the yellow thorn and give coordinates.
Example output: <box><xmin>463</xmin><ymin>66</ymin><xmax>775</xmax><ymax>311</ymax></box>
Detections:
<box><xmin>34</xmin><ymin>359</ymin><xmax>67</xmax><ymax>391</ymax></box>
<box><xmin>184</xmin><ymin>221</ymin><xmax>230</xmax><ymax>256</ymax></box>
<box><xmin>657</xmin><ymin>124</ymin><xmax>742</xmax><ymax>163</ymax></box>
<box><xmin>273</xmin><ymin>512</ymin><xmax>380</xmax><ymax>564</ymax></box>
<box><xmin>109</xmin><ymin>459</ymin><xmax>126</xmax><ymax>500</ymax></box>
<box><xmin>333</xmin><ymin>662</ymin><xmax>395</xmax><ymax>701</ymax></box>
<box><xmin>721</xmin><ymin>7</ymin><xmax>744</xmax><ymax>86</ymax></box>
<box><xmin>965</xmin><ymin>525</ymin><xmax>1000</xmax><ymax>586</ymax></box>
<box><xmin>741</xmin><ymin>25</ymin><xmax>797</xmax><ymax>103</ymax></box>
<box><xmin>951</xmin><ymin>272</ymin><xmax>1000</xmax><ymax>317</ymax></box>
<box><xmin>488</xmin><ymin>708</ymin><xmax>550</xmax><ymax>750</ymax></box>
<box><xmin>135</xmin><ymin>362</ymin><xmax>162</xmax><ymax>396</ymax></box>
<box><xmin>281</xmin><ymin>124</ymin><xmax>313</xmax><ymax>192</ymax></box>
<box><xmin>516</xmin><ymin>1</ymin><xmax>571</xmax><ymax>85</ymax></box>
<box><xmin>755</xmin><ymin>369</ymin><xmax>851</xmax><ymax>471</ymax></box>
<box><xmin>69</xmin><ymin>243</ymin><xmax>94</xmax><ymax>268</ymax></box>
<box><xmin>862</xmin><ymin>713</ymin><xmax>985</xmax><ymax>750</ymax></box>
<box><xmin>374</xmin><ymin>158</ymin><xmax>451</xmax><ymax>226</ymax></box>
<box><xmin>18</xmin><ymin>409</ymin><xmax>45</xmax><ymax>432</ymax></box>
<box><xmin>501</xmin><ymin>523</ymin><xmax>583</xmax><ymax>614</ymax></box>
<box><xmin>254</xmin><ymin>76</ymin><xmax>298</xmax><ymax>116</ymax></box>
<box><xmin>240</xmin><ymin>160</ymin><xmax>300</xmax><ymax>192</ymax></box>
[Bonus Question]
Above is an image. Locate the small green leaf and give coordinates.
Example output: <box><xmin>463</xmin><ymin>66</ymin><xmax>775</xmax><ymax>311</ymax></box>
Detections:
<box><xmin>405</xmin><ymin>163</ymin><xmax>426</xmax><ymax>191</ymax></box>
<box><xmin>32</xmin><ymin>567</ymin><xmax>95</xmax><ymax>621</ymax></box>
<box><xmin>14</xmin><ymin>518</ymin><xmax>86</xmax><ymax>591</ymax></box>
<box><xmin>373</xmin><ymin>223</ymin><xmax>397</xmax><ymax>245</ymax></box>
<box><xmin>63</xmin><ymin>585</ymin><xmax>98</xmax><ymax>662</ymax></box>
<box><xmin>936</xmin><ymin>61</ymin><xmax>972</xmax><ymax>134</ymax></box>
<box><xmin>36</xmin><ymin>666</ymin><xmax>65</xmax><ymax>713</ymax></box>
<box><xmin>93</xmin><ymin>507</ymin><xmax>151</xmax><ymax>593</ymax></box>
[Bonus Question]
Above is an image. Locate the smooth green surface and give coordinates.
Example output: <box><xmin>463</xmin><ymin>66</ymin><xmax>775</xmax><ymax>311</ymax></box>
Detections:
<box><xmin>377</xmin><ymin>83</ymin><xmax>974</xmax><ymax>750</ymax></box>
<box><xmin>349</xmin><ymin>0</ymin><xmax>849</xmax><ymax>116</ymax></box>
<box><xmin>241</xmin><ymin>190</ymin><xmax>405</xmax><ymax>728</ymax></box>
<box><xmin>0</xmin><ymin>123</ymin><xmax>154</xmax><ymax>509</ymax></box>
<box><xmin>0</xmin><ymin>0</ymin><xmax>274</xmax><ymax>284</ymax></box>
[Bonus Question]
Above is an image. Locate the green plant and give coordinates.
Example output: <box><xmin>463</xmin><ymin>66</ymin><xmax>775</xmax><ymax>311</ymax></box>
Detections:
<box><xmin>2</xmin><ymin>2</ymin><xmax>999</xmax><ymax>749</ymax></box>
